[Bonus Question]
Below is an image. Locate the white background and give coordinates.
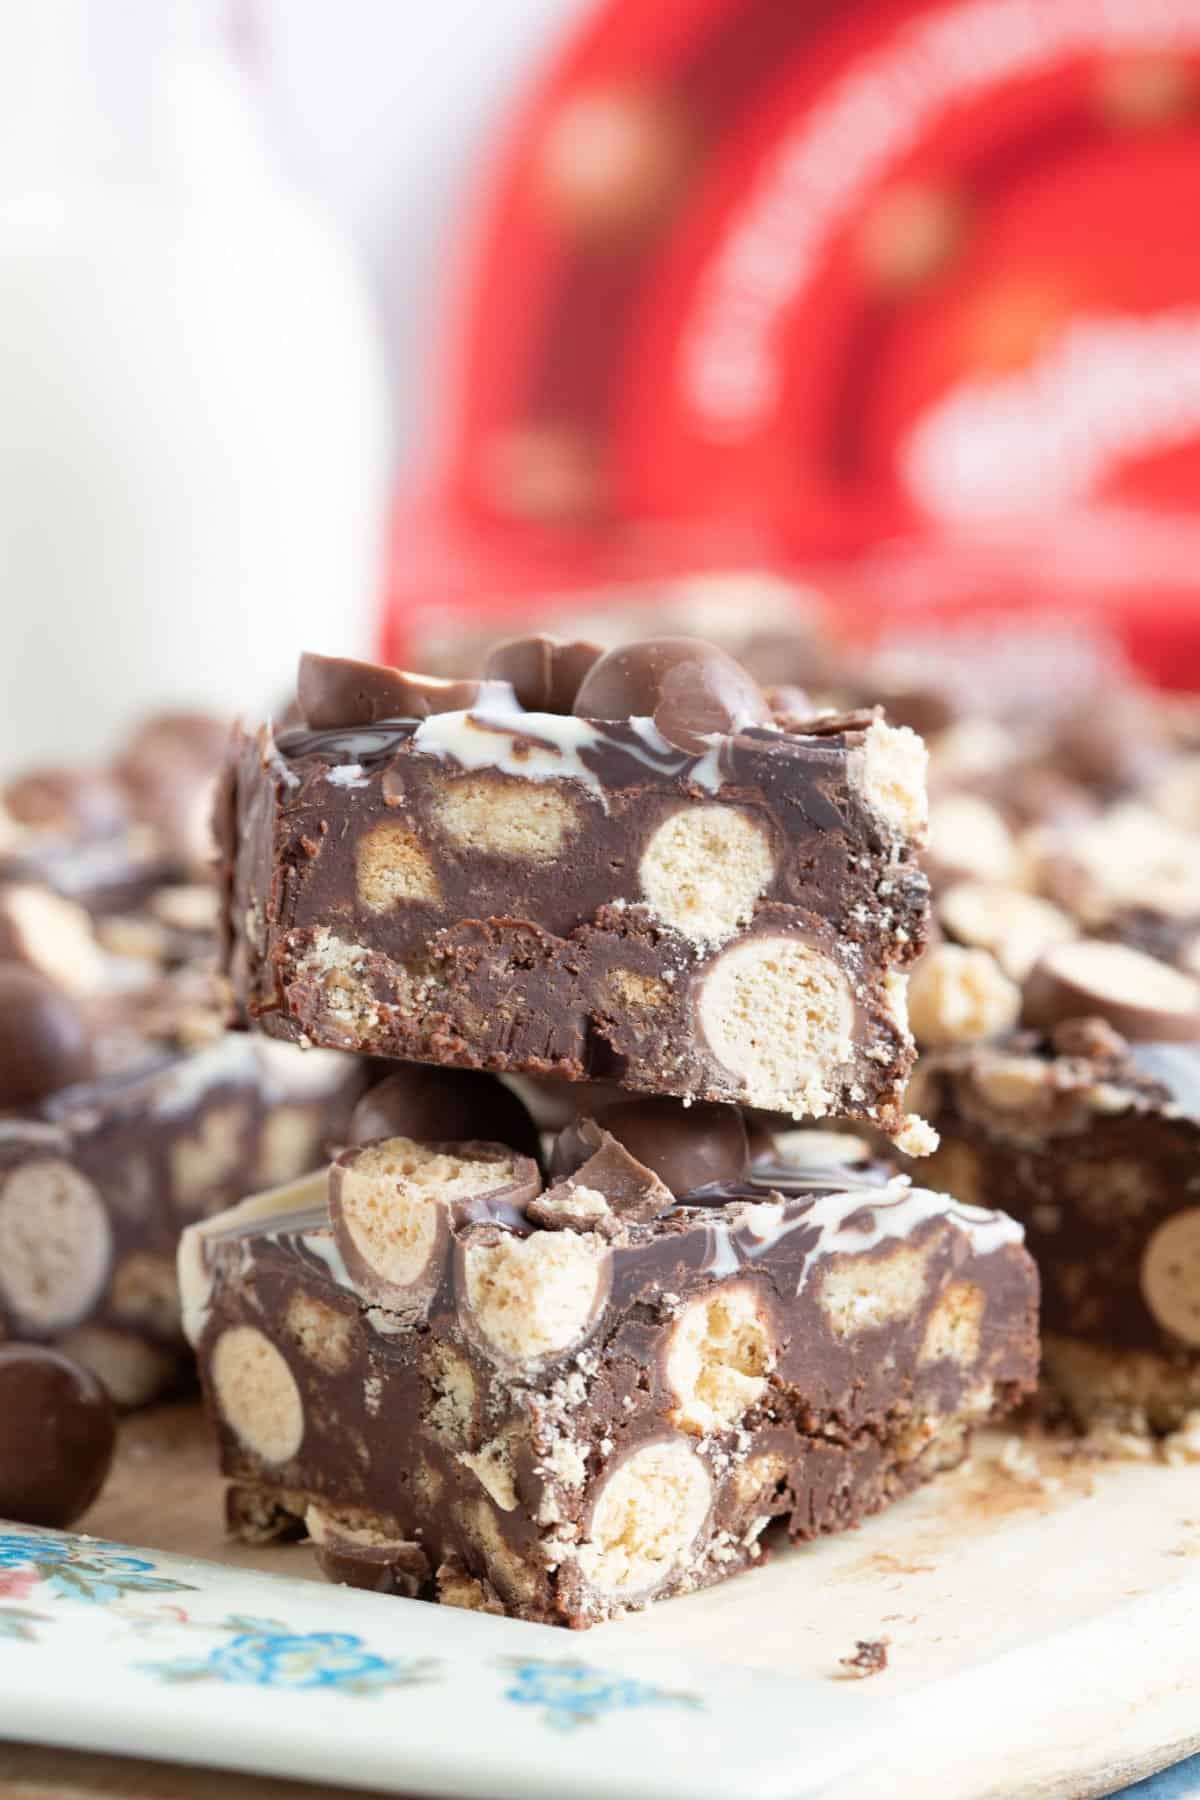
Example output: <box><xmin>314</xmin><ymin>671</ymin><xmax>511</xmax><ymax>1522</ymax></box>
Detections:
<box><xmin>252</xmin><ymin>0</ymin><xmax>589</xmax><ymax>457</ymax></box>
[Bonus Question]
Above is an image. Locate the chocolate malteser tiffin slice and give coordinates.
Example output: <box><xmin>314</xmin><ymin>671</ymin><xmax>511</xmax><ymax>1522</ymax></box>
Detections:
<box><xmin>182</xmin><ymin>1130</ymin><xmax>1037</xmax><ymax>1627</ymax></box>
<box><xmin>220</xmin><ymin>640</ymin><xmax>934</xmax><ymax>1145</ymax></box>
<box><xmin>916</xmin><ymin>1024</ymin><xmax>1200</xmax><ymax>1439</ymax></box>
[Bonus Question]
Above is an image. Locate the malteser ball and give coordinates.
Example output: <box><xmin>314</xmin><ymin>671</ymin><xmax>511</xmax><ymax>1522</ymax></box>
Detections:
<box><xmin>3</xmin><ymin>767</ymin><xmax>129</xmax><ymax>836</ymax></box>
<box><xmin>573</xmin><ymin>637</ymin><xmax>769</xmax><ymax>747</ymax></box>
<box><xmin>0</xmin><ymin>963</ymin><xmax>94</xmax><ymax>1105</ymax></box>
<box><xmin>297</xmin><ymin>653</ymin><xmax>489</xmax><ymax>731</ymax></box>
<box><xmin>122</xmin><ymin>710</ymin><xmax>229</xmax><ymax>772</ymax></box>
<box><xmin>1024</xmin><ymin>940</ymin><xmax>1200</xmax><ymax>1043</ymax></box>
<box><xmin>349</xmin><ymin>1068</ymin><xmax>541</xmax><ymax>1160</ymax></box>
<box><xmin>557</xmin><ymin>1097</ymin><xmax>749</xmax><ymax>1196</ymax></box>
<box><xmin>0</xmin><ymin>1345</ymin><xmax>116</xmax><ymax>1527</ymax></box>
<box><xmin>484</xmin><ymin>635</ymin><xmax>603</xmax><ymax>714</ymax></box>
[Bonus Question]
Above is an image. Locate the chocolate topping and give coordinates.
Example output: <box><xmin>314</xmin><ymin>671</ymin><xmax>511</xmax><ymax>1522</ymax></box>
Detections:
<box><xmin>0</xmin><ymin>1345</ymin><xmax>115</xmax><ymax>1527</ymax></box>
<box><xmin>349</xmin><ymin>1067</ymin><xmax>540</xmax><ymax>1160</ymax></box>
<box><xmin>297</xmin><ymin>653</ymin><xmax>507</xmax><ymax>731</ymax></box>
<box><xmin>572</xmin><ymin>636</ymin><xmax>770</xmax><ymax>750</ymax></box>
<box><xmin>554</xmin><ymin>1096</ymin><xmax>749</xmax><ymax>1197</ymax></box>
<box><xmin>1024</xmin><ymin>940</ymin><xmax>1200</xmax><ymax>1044</ymax></box>
<box><xmin>483</xmin><ymin>635</ymin><xmax>604</xmax><ymax>714</ymax></box>
<box><xmin>0</xmin><ymin>963</ymin><xmax>95</xmax><ymax>1106</ymax></box>
<box><xmin>531</xmin><ymin>1119</ymin><xmax>673</xmax><ymax>1226</ymax></box>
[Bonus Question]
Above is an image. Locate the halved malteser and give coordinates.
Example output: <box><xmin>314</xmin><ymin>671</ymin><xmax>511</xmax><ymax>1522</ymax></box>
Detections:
<box><xmin>0</xmin><ymin>882</ymin><xmax>106</xmax><ymax>994</ymax></box>
<box><xmin>695</xmin><ymin>932</ymin><xmax>855</xmax><ymax>1116</ymax></box>
<box><xmin>454</xmin><ymin>1223</ymin><xmax>612</xmax><ymax>1371</ymax></box>
<box><xmin>328</xmin><ymin>1137</ymin><xmax>542</xmax><ymax>1316</ymax></box>
<box><xmin>1024</xmin><ymin>939</ymin><xmax>1200</xmax><ymax>1043</ymax></box>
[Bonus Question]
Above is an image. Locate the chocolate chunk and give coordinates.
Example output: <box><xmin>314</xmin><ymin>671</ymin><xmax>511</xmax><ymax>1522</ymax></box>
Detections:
<box><xmin>572</xmin><ymin>636</ymin><xmax>770</xmax><ymax>749</ymax></box>
<box><xmin>0</xmin><ymin>962</ymin><xmax>95</xmax><ymax>1105</ymax></box>
<box><xmin>484</xmin><ymin>635</ymin><xmax>604</xmax><ymax>714</ymax></box>
<box><xmin>839</xmin><ymin>1637</ymin><xmax>890</xmax><ymax>1678</ymax></box>
<box><xmin>530</xmin><ymin>1120</ymin><xmax>673</xmax><ymax>1226</ymax></box>
<box><xmin>307</xmin><ymin>1506</ymin><xmax>430</xmax><ymax>1597</ymax></box>
<box><xmin>553</xmin><ymin>1096</ymin><xmax>749</xmax><ymax>1197</ymax></box>
<box><xmin>1047</xmin><ymin>1016</ymin><xmax>1130</xmax><ymax>1065</ymax></box>
<box><xmin>0</xmin><ymin>1344</ymin><xmax>115</xmax><ymax>1527</ymax></box>
<box><xmin>349</xmin><ymin>1067</ymin><xmax>540</xmax><ymax>1160</ymax></box>
<box><xmin>1024</xmin><ymin>940</ymin><xmax>1200</xmax><ymax>1043</ymax></box>
<box><xmin>297</xmin><ymin>653</ymin><xmax>506</xmax><ymax>731</ymax></box>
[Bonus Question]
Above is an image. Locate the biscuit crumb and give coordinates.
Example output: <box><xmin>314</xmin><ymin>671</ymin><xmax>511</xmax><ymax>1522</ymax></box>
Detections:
<box><xmin>837</xmin><ymin>1637</ymin><xmax>890</xmax><ymax>1678</ymax></box>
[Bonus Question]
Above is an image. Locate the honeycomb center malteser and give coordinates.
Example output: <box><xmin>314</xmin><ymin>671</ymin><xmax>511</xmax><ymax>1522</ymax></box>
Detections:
<box><xmin>181</xmin><ymin>1106</ymin><xmax>1038</xmax><ymax>1629</ymax></box>
<box><xmin>220</xmin><ymin>642</ymin><xmax>935</xmax><ymax>1146</ymax></box>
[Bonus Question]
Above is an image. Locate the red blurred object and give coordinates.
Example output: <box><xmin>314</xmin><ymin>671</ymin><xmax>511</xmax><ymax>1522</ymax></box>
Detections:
<box><xmin>388</xmin><ymin>0</ymin><xmax>1200</xmax><ymax>683</ymax></box>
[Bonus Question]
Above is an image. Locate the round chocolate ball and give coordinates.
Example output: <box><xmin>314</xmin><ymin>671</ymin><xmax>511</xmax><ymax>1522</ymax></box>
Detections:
<box><xmin>573</xmin><ymin>637</ymin><xmax>769</xmax><ymax>747</ymax></box>
<box><xmin>566</xmin><ymin>1096</ymin><xmax>749</xmax><ymax>1197</ymax></box>
<box><xmin>0</xmin><ymin>963</ymin><xmax>94</xmax><ymax>1107</ymax></box>
<box><xmin>3</xmin><ymin>767</ymin><xmax>129</xmax><ymax>836</ymax></box>
<box><xmin>349</xmin><ymin>1067</ymin><xmax>541</xmax><ymax>1159</ymax></box>
<box><xmin>483</xmin><ymin>635</ymin><xmax>603</xmax><ymax>715</ymax></box>
<box><xmin>0</xmin><ymin>1345</ymin><xmax>116</xmax><ymax>1528</ymax></box>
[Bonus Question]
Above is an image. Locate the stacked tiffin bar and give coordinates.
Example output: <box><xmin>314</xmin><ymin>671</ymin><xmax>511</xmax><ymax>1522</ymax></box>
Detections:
<box><xmin>184</xmin><ymin>635</ymin><xmax>1039</xmax><ymax>1626</ymax></box>
<box><xmin>0</xmin><ymin>715</ymin><xmax>369</xmax><ymax>1405</ymax></box>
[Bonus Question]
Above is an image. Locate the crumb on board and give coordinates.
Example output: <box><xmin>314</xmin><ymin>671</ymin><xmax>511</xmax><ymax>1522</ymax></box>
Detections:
<box><xmin>837</xmin><ymin>1637</ymin><xmax>890</xmax><ymax>1679</ymax></box>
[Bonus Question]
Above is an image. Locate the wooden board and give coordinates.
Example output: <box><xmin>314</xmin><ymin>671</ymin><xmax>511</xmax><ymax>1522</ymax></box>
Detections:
<box><xmin>13</xmin><ymin>1402</ymin><xmax>1200</xmax><ymax>1800</ymax></box>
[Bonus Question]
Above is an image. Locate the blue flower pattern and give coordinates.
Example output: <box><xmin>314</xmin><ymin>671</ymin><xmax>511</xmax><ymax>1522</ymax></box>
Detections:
<box><xmin>0</xmin><ymin>1526</ymin><xmax>710</xmax><ymax>1732</ymax></box>
<box><xmin>499</xmin><ymin>1656</ymin><xmax>702</xmax><ymax>1731</ymax></box>
<box><xmin>0</xmin><ymin>1530</ymin><xmax>195</xmax><ymax>1605</ymax></box>
<box><xmin>143</xmin><ymin>1619</ymin><xmax>437</xmax><ymax>1695</ymax></box>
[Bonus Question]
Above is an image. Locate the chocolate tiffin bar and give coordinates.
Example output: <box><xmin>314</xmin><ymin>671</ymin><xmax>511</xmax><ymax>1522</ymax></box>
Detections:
<box><xmin>181</xmin><ymin>1110</ymin><xmax>1036</xmax><ymax>1627</ymax></box>
<box><xmin>219</xmin><ymin>637</ymin><xmax>935</xmax><ymax>1148</ymax></box>
<box><xmin>916</xmin><ymin>1004</ymin><xmax>1200</xmax><ymax>1443</ymax></box>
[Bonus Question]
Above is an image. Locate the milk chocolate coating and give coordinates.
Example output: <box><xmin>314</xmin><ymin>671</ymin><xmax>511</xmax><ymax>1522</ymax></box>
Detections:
<box><xmin>484</xmin><ymin>635</ymin><xmax>603</xmax><ymax>714</ymax></box>
<box><xmin>0</xmin><ymin>963</ymin><xmax>95</xmax><ymax>1105</ymax></box>
<box><xmin>1023</xmin><ymin>941</ymin><xmax>1200</xmax><ymax>1044</ymax></box>
<box><xmin>298</xmin><ymin>654</ymin><xmax>494</xmax><ymax>731</ymax></box>
<box><xmin>0</xmin><ymin>1345</ymin><xmax>116</xmax><ymax>1527</ymax></box>
<box><xmin>554</xmin><ymin>1097</ymin><xmax>749</xmax><ymax>1197</ymax></box>
<box><xmin>533</xmin><ymin>1119</ymin><xmax>673</xmax><ymax>1224</ymax></box>
<box><xmin>573</xmin><ymin>637</ymin><xmax>770</xmax><ymax>748</ymax></box>
<box><xmin>349</xmin><ymin>1068</ymin><xmax>541</xmax><ymax>1160</ymax></box>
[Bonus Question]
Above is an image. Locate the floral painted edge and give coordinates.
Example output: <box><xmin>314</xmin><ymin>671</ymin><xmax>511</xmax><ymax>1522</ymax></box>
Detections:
<box><xmin>0</xmin><ymin>1524</ymin><xmax>706</xmax><ymax>1726</ymax></box>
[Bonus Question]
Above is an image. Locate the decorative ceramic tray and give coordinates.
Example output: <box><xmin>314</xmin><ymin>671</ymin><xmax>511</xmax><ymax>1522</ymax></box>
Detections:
<box><xmin>2</xmin><ymin>1406</ymin><xmax>1197</xmax><ymax>1799</ymax></box>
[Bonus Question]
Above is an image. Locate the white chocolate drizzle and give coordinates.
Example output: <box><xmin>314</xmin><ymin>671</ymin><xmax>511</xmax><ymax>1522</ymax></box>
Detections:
<box><xmin>413</xmin><ymin>709</ymin><xmax>605</xmax><ymax>789</ymax></box>
<box><xmin>699</xmin><ymin>1176</ymin><xmax>1022</xmax><ymax>1289</ymax></box>
<box><xmin>411</xmin><ymin>707</ymin><xmax>730</xmax><ymax>801</ymax></box>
